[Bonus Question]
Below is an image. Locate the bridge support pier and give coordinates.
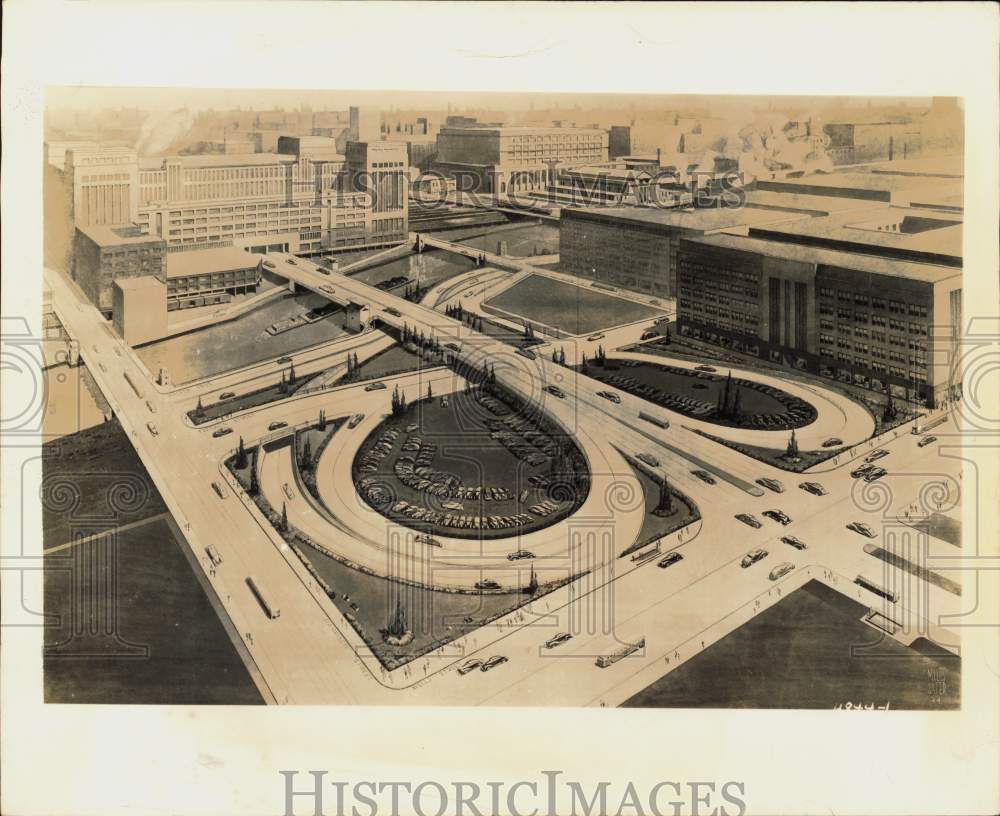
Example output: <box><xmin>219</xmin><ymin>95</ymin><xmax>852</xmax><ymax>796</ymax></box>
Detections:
<box><xmin>287</xmin><ymin>279</ymin><xmax>297</xmax><ymax>294</ymax></box>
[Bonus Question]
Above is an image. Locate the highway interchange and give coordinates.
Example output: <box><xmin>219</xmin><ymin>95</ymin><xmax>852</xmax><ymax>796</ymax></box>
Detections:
<box><xmin>44</xmin><ymin>240</ymin><xmax>964</xmax><ymax>706</ymax></box>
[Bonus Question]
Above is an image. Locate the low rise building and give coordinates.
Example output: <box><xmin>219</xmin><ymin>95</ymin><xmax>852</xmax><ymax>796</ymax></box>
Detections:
<box><xmin>112</xmin><ymin>276</ymin><xmax>167</xmax><ymax>346</ymax></box>
<box><xmin>73</xmin><ymin>224</ymin><xmax>167</xmax><ymax>314</ymax></box>
<box><xmin>164</xmin><ymin>246</ymin><xmax>263</xmax><ymax>311</ymax></box>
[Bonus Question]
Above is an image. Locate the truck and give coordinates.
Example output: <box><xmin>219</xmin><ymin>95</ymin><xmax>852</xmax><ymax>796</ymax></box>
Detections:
<box><xmin>246</xmin><ymin>576</ymin><xmax>280</xmax><ymax>619</ymax></box>
<box><xmin>596</xmin><ymin>637</ymin><xmax>645</xmax><ymax>668</ymax></box>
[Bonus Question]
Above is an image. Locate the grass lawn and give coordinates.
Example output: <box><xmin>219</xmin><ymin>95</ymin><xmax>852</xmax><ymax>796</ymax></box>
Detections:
<box><xmin>351</xmin><ymin>387</ymin><xmax>590</xmax><ymax>540</ymax></box>
<box><xmin>620</xmin><ymin>464</ymin><xmax>701</xmax><ymax>557</ymax></box>
<box><xmin>333</xmin><ymin>344</ymin><xmax>426</xmax><ymax>387</ymax></box>
<box><xmin>44</xmin><ymin>518</ymin><xmax>262</xmax><ymax>704</ymax></box>
<box><xmin>690</xmin><ymin>429</ymin><xmax>841</xmax><ymax>473</ymax></box>
<box><xmin>188</xmin><ymin>367</ymin><xmax>322</xmax><ymax>425</ymax></box>
<box><xmin>622</xmin><ymin>579</ymin><xmax>959</xmax><ymax>709</ymax></box>
<box><xmin>484</xmin><ymin>274</ymin><xmax>664</xmax><ymax>335</ymax></box>
<box><xmin>42</xmin><ymin>420</ymin><xmax>169</xmax><ymax>547</ymax></box>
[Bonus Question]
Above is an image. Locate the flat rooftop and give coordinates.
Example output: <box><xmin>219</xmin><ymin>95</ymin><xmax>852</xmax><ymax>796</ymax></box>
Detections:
<box><xmin>868</xmin><ymin>154</ymin><xmax>964</xmax><ymax>179</ymax></box>
<box><xmin>743</xmin><ymin>191</ymin><xmax>890</xmax><ymax>217</ymax></box>
<box><xmin>77</xmin><ymin>224</ymin><xmax>164</xmax><ymax>247</ymax></box>
<box><xmin>758</xmin><ymin>171</ymin><xmax>963</xmax><ymax>201</ymax></box>
<box><xmin>684</xmin><ymin>232</ymin><xmax>961</xmax><ymax>285</ymax></box>
<box><xmin>114</xmin><ymin>275</ymin><xmax>165</xmax><ymax>291</ymax></box>
<box><xmin>562</xmin><ymin>204</ymin><xmax>807</xmax><ymax>233</ymax></box>
<box><xmin>165</xmin><ymin>247</ymin><xmax>262</xmax><ymax>279</ymax></box>
<box><xmin>749</xmin><ymin>205</ymin><xmax>963</xmax><ymax>260</ymax></box>
<box><xmin>138</xmin><ymin>153</ymin><xmax>303</xmax><ymax>171</ymax></box>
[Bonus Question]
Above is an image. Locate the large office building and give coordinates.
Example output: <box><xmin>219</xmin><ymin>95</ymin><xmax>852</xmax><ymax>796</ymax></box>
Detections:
<box><xmin>675</xmin><ymin>233</ymin><xmax>961</xmax><ymax>407</ymax></box>
<box><xmin>433</xmin><ymin>122</ymin><xmax>609</xmax><ymax>195</ymax></box>
<box><xmin>51</xmin><ymin>140</ymin><xmax>408</xmax><ymax>259</ymax></box>
<box><xmin>73</xmin><ymin>224</ymin><xmax>167</xmax><ymax>313</ymax></box>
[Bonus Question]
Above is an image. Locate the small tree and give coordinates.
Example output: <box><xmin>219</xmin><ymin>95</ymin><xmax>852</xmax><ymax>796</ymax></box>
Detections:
<box><xmin>318</xmin><ymin>408</ymin><xmax>327</xmax><ymax>431</ymax></box>
<box><xmin>427</xmin><ymin>382</ymin><xmax>433</xmax><ymax>400</ymax></box>
<box><xmin>662</xmin><ymin>324</ymin><xmax>671</xmax><ymax>345</ymax></box>
<box><xmin>526</xmin><ymin>566</ymin><xmax>539</xmax><ymax>596</ymax></box>
<box><xmin>196</xmin><ymin>396</ymin><xmax>203</xmax><ymax>413</ymax></box>
<box><xmin>279</xmin><ymin>370</ymin><xmax>288</xmax><ymax>394</ymax></box>
<box><xmin>236</xmin><ymin>436</ymin><xmax>248</xmax><ymax>470</ymax></box>
<box><xmin>249</xmin><ymin>463</ymin><xmax>259</xmax><ymax>496</ymax></box>
<box><xmin>786</xmin><ymin>430</ymin><xmax>799</xmax><ymax>459</ymax></box>
<box><xmin>288</xmin><ymin>362</ymin><xmax>296</xmax><ymax>386</ymax></box>
<box><xmin>280</xmin><ymin>501</ymin><xmax>288</xmax><ymax>533</ymax></box>
<box><xmin>655</xmin><ymin>478</ymin><xmax>674</xmax><ymax>515</ymax></box>
<box><xmin>301</xmin><ymin>437</ymin><xmax>313</xmax><ymax>471</ymax></box>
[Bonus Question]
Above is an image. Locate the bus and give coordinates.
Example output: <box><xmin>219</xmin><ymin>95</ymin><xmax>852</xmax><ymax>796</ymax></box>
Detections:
<box><xmin>855</xmin><ymin>574</ymin><xmax>898</xmax><ymax>603</ymax></box>
<box><xmin>596</xmin><ymin>638</ymin><xmax>645</xmax><ymax>668</ymax></box>
<box><xmin>638</xmin><ymin>411</ymin><xmax>670</xmax><ymax>429</ymax></box>
<box><xmin>246</xmin><ymin>576</ymin><xmax>280</xmax><ymax>619</ymax></box>
<box><xmin>124</xmin><ymin>370</ymin><xmax>144</xmax><ymax>399</ymax></box>
<box><xmin>630</xmin><ymin>543</ymin><xmax>661</xmax><ymax>564</ymax></box>
<box><xmin>912</xmin><ymin>414</ymin><xmax>947</xmax><ymax>435</ymax></box>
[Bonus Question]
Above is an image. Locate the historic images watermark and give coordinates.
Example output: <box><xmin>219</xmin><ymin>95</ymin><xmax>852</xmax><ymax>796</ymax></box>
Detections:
<box><xmin>280</xmin><ymin>771</ymin><xmax>747</xmax><ymax>816</ymax></box>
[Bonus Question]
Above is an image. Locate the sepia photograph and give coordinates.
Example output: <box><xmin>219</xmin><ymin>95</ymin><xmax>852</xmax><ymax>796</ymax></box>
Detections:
<box><xmin>2</xmin><ymin>3</ymin><xmax>998</xmax><ymax>816</ymax></box>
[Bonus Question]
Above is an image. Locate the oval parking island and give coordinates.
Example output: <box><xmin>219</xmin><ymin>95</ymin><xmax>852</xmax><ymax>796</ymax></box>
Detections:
<box><xmin>351</xmin><ymin>387</ymin><xmax>592</xmax><ymax>539</ymax></box>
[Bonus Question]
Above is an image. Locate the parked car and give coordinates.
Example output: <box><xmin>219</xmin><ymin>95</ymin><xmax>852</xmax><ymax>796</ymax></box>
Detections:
<box><xmin>406</xmin><ymin>424</ymin><xmax>419</xmax><ymax>432</ymax></box>
<box><xmin>219</xmin><ymin>391</ymin><xmax>236</xmax><ymax>400</ymax></box>
<box><xmin>781</xmin><ymin>535</ymin><xmax>808</xmax><ymax>550</ymax></box>
<box><xmin>318</xmin><ymin>267</ymin><xmax>332</xmax><ymax>276</ymax></box>
<box><xmin>457</xmin><ymin>659</ymin><xmax>482</xmax><ymax>675</ymax></box>
<box><xmin>146</xmin><ymin>421</ymin><xmax>159</xmax><ymax>436</ymax></box>
<box><xmin>507</xmin><ymin>550</ymin><xmax>535</xmax><ymax>561</ymax></box>
<box><xmin>597</xmin><ymin>390</ymin><xmax>621</xmax><ymax>404</ymax></box>
<box><xmin>691</xmin><ymin>469</ymin><xmax>717</xmax><ymax>485</ymax></box>
<box><xmin>769</xmin><ymin>562</ymin><xmax>796</xmax><ymax>581</ymax></box>
<box><xmin>822</xmin><ymin>437</ymin><xmax>843</xmax><ymax>448</ymax></box>
<box><xmin>847</xmin><ymin>521</ymin><xmax>878</xmax><ymax>538</ymax></box>
<box><xmin>741</xmin><ymin>548</ymin><xmax>769</xmax><ymax>568</ymax></box>
<box><xmin>735</xmin><ymin>513</ymin><xmax>762</xmax><ymax>529</ymax></box>
<box><xmin>475</xmin><ymin>579</ymin><xmax>501</xmax><ymax>590</ymax></box>
<box><xmin>863</xmin><ymin>467</ymin><xmax>887</xmax><ymax>483</ymax></box>
<box><xmin>277</xmin><ymin>356</ymin><xmax>292</xmax><ymax>364</ymax></box>
<box><xmin>544</xmin><ymin>632</ymin><xmax>573</xmax><ymax>649</ymax></box>
<box><xmin>414</xmin><ymin>534</ymin><xmax>440</xmax><ymax>547</ymax></box>
<box><xmin>348</xmin><ymin>413</ymin><xmax>365</xmax><ymax>429</ymax></box>
<box><xmin>384</xmin><ymin>307</ymin><xmax>402</xmax><ymax>317</ymax></box>
<box><xmin>445</xmin><ymin>342</ymin><xmax>460</xmax><ymax>351</ymax></box>
<box><xmin>587</xmin><ymin>333</ymin><xmax>605</xmax><ymax>342</ymax></box>
<box><xmin>481</xmin><ymin>655</ymin><xmax>508</xmax><ymax>672</ymax></box>
<box><xmin>365</xmin><ymin>381</ymin><xmax>387</xmax><ymax>391</ymax></box>
<box><xmin>282</xmin><ymin>483</ymin><xmax>295</xmax><ymax>501</ymax></box>
<box><xmin>851</xmin><ymin>464</ymin><xmax>876</xmax><ymax>478</ymax></box>
<box><xmin>762</xmin><ymin>509</ymin><xmax>792</xmax><ymax>526</ymax></box>
<box><xmin>694</xmin><ymin>365</ymin><xmax>716</xmax><ymax>373</ymax></box>
<box><xmin>756</xmin><ymin>477</ymin><xmax>785</xmax><ymax>493</ymax></box>
<box><xmin>917</xmin><ymin>435</ymin><xmax>938</xmax><ymax>448</ymax></box>
<box><xmin>286</xmin><ymin>258</ymin><xmax>297</xmax><ymax>265</ymax></box>
<box><xmin>865</xmin><ymin>449</ymin><xmax>890</xmax><ymax>463</ymax></box>
<box><xmin>146</xmin><ymin>400</ymin><xmax>157</xmax><ymax>413</ymax></box>
<box><xmin>636</xmin><ymin>452</ymin><xmax>660</xmax><ymax>468</ymax></box>
<box><xmin>268</xmin><ymin>421</ymin><xmax>288</xmax><ymax>431</ymax></box>
<box><xmin>799</xmin><ymin>481</ymin><xmax>827</xmax><ymax>496</ymax></box>
<box><xmin>640</xmin><ymin>331</ymin><xmax>659</xmax><ymax>341</ymax></box>
<box><xmin>657</xmin><ymin>551</ymin><xmax>684</xmax><ymax>569</ymax></box>
<box><xmin>212</xmin><ymin>427</ymin><xmax>233</xmax><ymax>438</ymax></box>
<box><xmin>545</xmin><ymin>385</ymin><xmax>565</xmax><ymax>398</ymax></box>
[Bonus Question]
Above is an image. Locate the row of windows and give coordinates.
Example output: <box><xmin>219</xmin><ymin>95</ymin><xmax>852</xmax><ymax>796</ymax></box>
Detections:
<box><xmin>819</xmin><ymin>288</ymin><xmax>929</xmax><ymax>318</ymax></box>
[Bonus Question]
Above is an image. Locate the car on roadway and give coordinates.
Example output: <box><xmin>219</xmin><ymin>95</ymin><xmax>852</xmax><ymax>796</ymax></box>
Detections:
<box><xmin>865</xmin><ymin>449</ymin><xmax>890</xmax><ymax>463</ymax></box>
<box><xmin>318</xmin><ymin>266</ymin><xmax>332</xmax><ymax>276</ymax></box>
<box><xmin>212</xmin><ymin>427</ymin><xmax>233</xmax><ymax>438</ymax></box>
<box><xmin>481</xmin><ymin>655</ymin><xmax>508</xmax><ymax>672</ymax></box>
<box><xmin>847</xmin><ymin>521</ymin><xmax>877</xmax><ymax>539</ymax></box>
<box><xmin>406</xmin><ymin>423</ymin><xmax>419</xmax><ymax>432</ymax></box>
<box><xmin>457</xmin><ymin>659</ymin><xmax>482</xmax><ymax>675</ymax></box>
<box><xmin>917</xmin><ymin>435</ymin><xmax>938</xmax><ymax>448</ymax></box>
<box><xmin>268</xmin><ymin>421</ymin><xmax>288</xmax><ymax>431</ymax></box>
<box><xmin>286</xmin><ymin>258</ymin><xmax>297</xmax><ymax>265</ymax></box>
<box><xmin>384</xmin><ymin>307</ymin><xmax>402</xmax><ymax>317</ymax></box>
<box><xmin>263</xmin><ymin>260</ymin><xmax>276</xmax><ymax>270</ymax></box>
<box><xmin>364</xmin><ymin>381</ymin><xmax>387</xmax><ymax>391</ymax></box>
<box><xmin>694</xmin><ymin>365</ymin><xmax>716</xmax><ymax>373</ymax></box>
<box><xmin>445</xmin><ymin>342</ymin><xmax>460</xmax><ymax>351</ymax></box>
<box><xmin>146</xmin><ymin>400</ymin><xmax>157</xmax><ymax>413</ymax></box>
<box><xmin>821</xmin><ymin>437</ymin><xmax>843</xmax><ymax>448</ymax></box>
<box><xmin>741</xmin><ymin>548</ymin><xmax>769</xmax><ymax>568</ymax></box>
<box><xmin>219</xmin><ymin>391</ymin><xmax>236</xmax><ymax>400</ymax></box>
<box><xmin>735</xmin><ymin>513</ymin><xmax>762</xmax><ymax>529</ymax></box>
<box><xmin>282</xmin><ymin>483</ymin><xmax>295</xmax><ymax>501</ymax></box>
<box><xmin>762</xmin><ymin>509</ymin><xmax>792</xmax><ymax>526</ymax></box>
<box><xmin>475</xmin><ymin>579</ymin><xmax>501</xmax><ymax>591</ymax></box>
<box><xmin>636</xmin><ymin>452</ymin><xmax>660</xmax><ymax>468</ymax></box>
<box><xmin>320</xmin><ymin>285</ymin><xmax>335</xmax><ymax>294</ymax></box>
<box><xmin>863</xmin><ymin>466</ymin><xmax>887</xmax><ymax>483</ymax></box>
<box><xmin>781</xmin><ymin>535</ymin><xmax>808</xmax><ymax>550</ymax></box>
<box><xmin>98</xmin><ymin>362</ymin><xmax>107</xmax><ymax>372</ymax></box>
<box><xmin>212</xmin><ymin>481</ymin><xmax>229</xmax><ymax>499</ymax></box>
<box><xmin>691</xmin><ymin>470</ymin><xmax>717</xmax><ymax>485</ymax></box>
<box><xmin>640</xmin><ymin>331</ymin><xmax>659</xmax><ymax>341</ymax></box>
<box><xmin>769</xmin><ymin>562</ymin><xmax>795</xmax><ymax>581</ymax></box>
<box><xmin>516</xmin><ymin>347</ymin><xmax>537</xmax><ymax>360</ymax></box>
<box><xmin>544</xmin><ymin>632</ymin><xmax>573</xmax><ymax>649</ymax></box>
<box><xmin>545</xmin><ymin>385</ymin><xmax>565</xmax><ymax>398</ymax></box>
<box><xmin>146</xmin><ymin>422</ymin><xmax>159</xmax><ymax>436</ymax></box>
<box><xmin>756</xmin><ymin>477</ymin><xmax>785</xmax><ymax>493</ymax></box>
<box><xmin>799</xmin><ymin>481</ymin><xmax>827</xmax><ymax>496</ymax></box>
<box><xmin>414</xmin><ymin>534</ymin><xmax>440</xmax><ymax>547</ymax></box>
<box><xmin>587</xmin><ymin>333</ymin><xmax>605</xmax><ymax>342</ymax></box>
<box><xmin>851</xmin><ymin>463</ymin><xmax>876</xmax><ymax>478</ymax></box>
<box><xmin>597</xmin><ymin>390</ymin><xmax>621</xmax><ymax>404</ymax></box>
<box><xmin>348</xmin><ymin>413</ymin><xmax>365</xmax><ymax>429</ymax></box>
<box><xmin>657</xmin><ymin>551</ymin><xmax>684</xmax><ymax>569</ymax></box>
<box><xmin>507</xmin><ymin>550</ymin><xmax>535</xmax><ymax>561</ymax></box>
<box><xmin>277</xmin><ymin>356</ymin><xmax>292</xmax><ymax>364</ymax></box>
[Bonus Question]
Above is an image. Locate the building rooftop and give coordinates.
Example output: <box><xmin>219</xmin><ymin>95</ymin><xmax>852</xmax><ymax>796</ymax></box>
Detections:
<box><xmin>77</xmin><ymin>224</ymin><xmax>164</xmax><ymax>247</ymax></box>
<box><xmin>757</xmin><ymin>171</ymin><xmax>964</xmax><ymax>205</ymax></box>
<box><xmin>563</xmin><ymin>204</ymin><xmax>806</xmax><ymax>233</ymax></box>
<box><xmin>684</xmin><ymin>232</ymin><xmax>961</xmax><ymax>285</ymax></box>
<box><xmin>165</xmin><ymin>247</ymin><xmax>262</xmax><ymax>279</ymax></box>
<box><xmin>440</xmin><ymin>124</ymin><xmax>606</xmax><ymax>136</ymax></box>
<box><xmin>114</xmin><ymin>275</ymin><xmax>166</xmax><ymax>292</ymax></box>
<box><xmin>744</xmin><ymin>190</ymin><xmax>891</xmax><ymax>217</ymax></box>
<box><xmin>868</xmin><ymin>154</ymin><xmax>964</xmax><ymax>179</ymax></box>
<box><xmin>138</xmin><ymin>152</ymin><xmax>301</xmax><ymax>171</ymax></box>
<box><xmin>748</xmin><ymin>205</ymin><xmax>963</xmax><ymax>261</ymax></box>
